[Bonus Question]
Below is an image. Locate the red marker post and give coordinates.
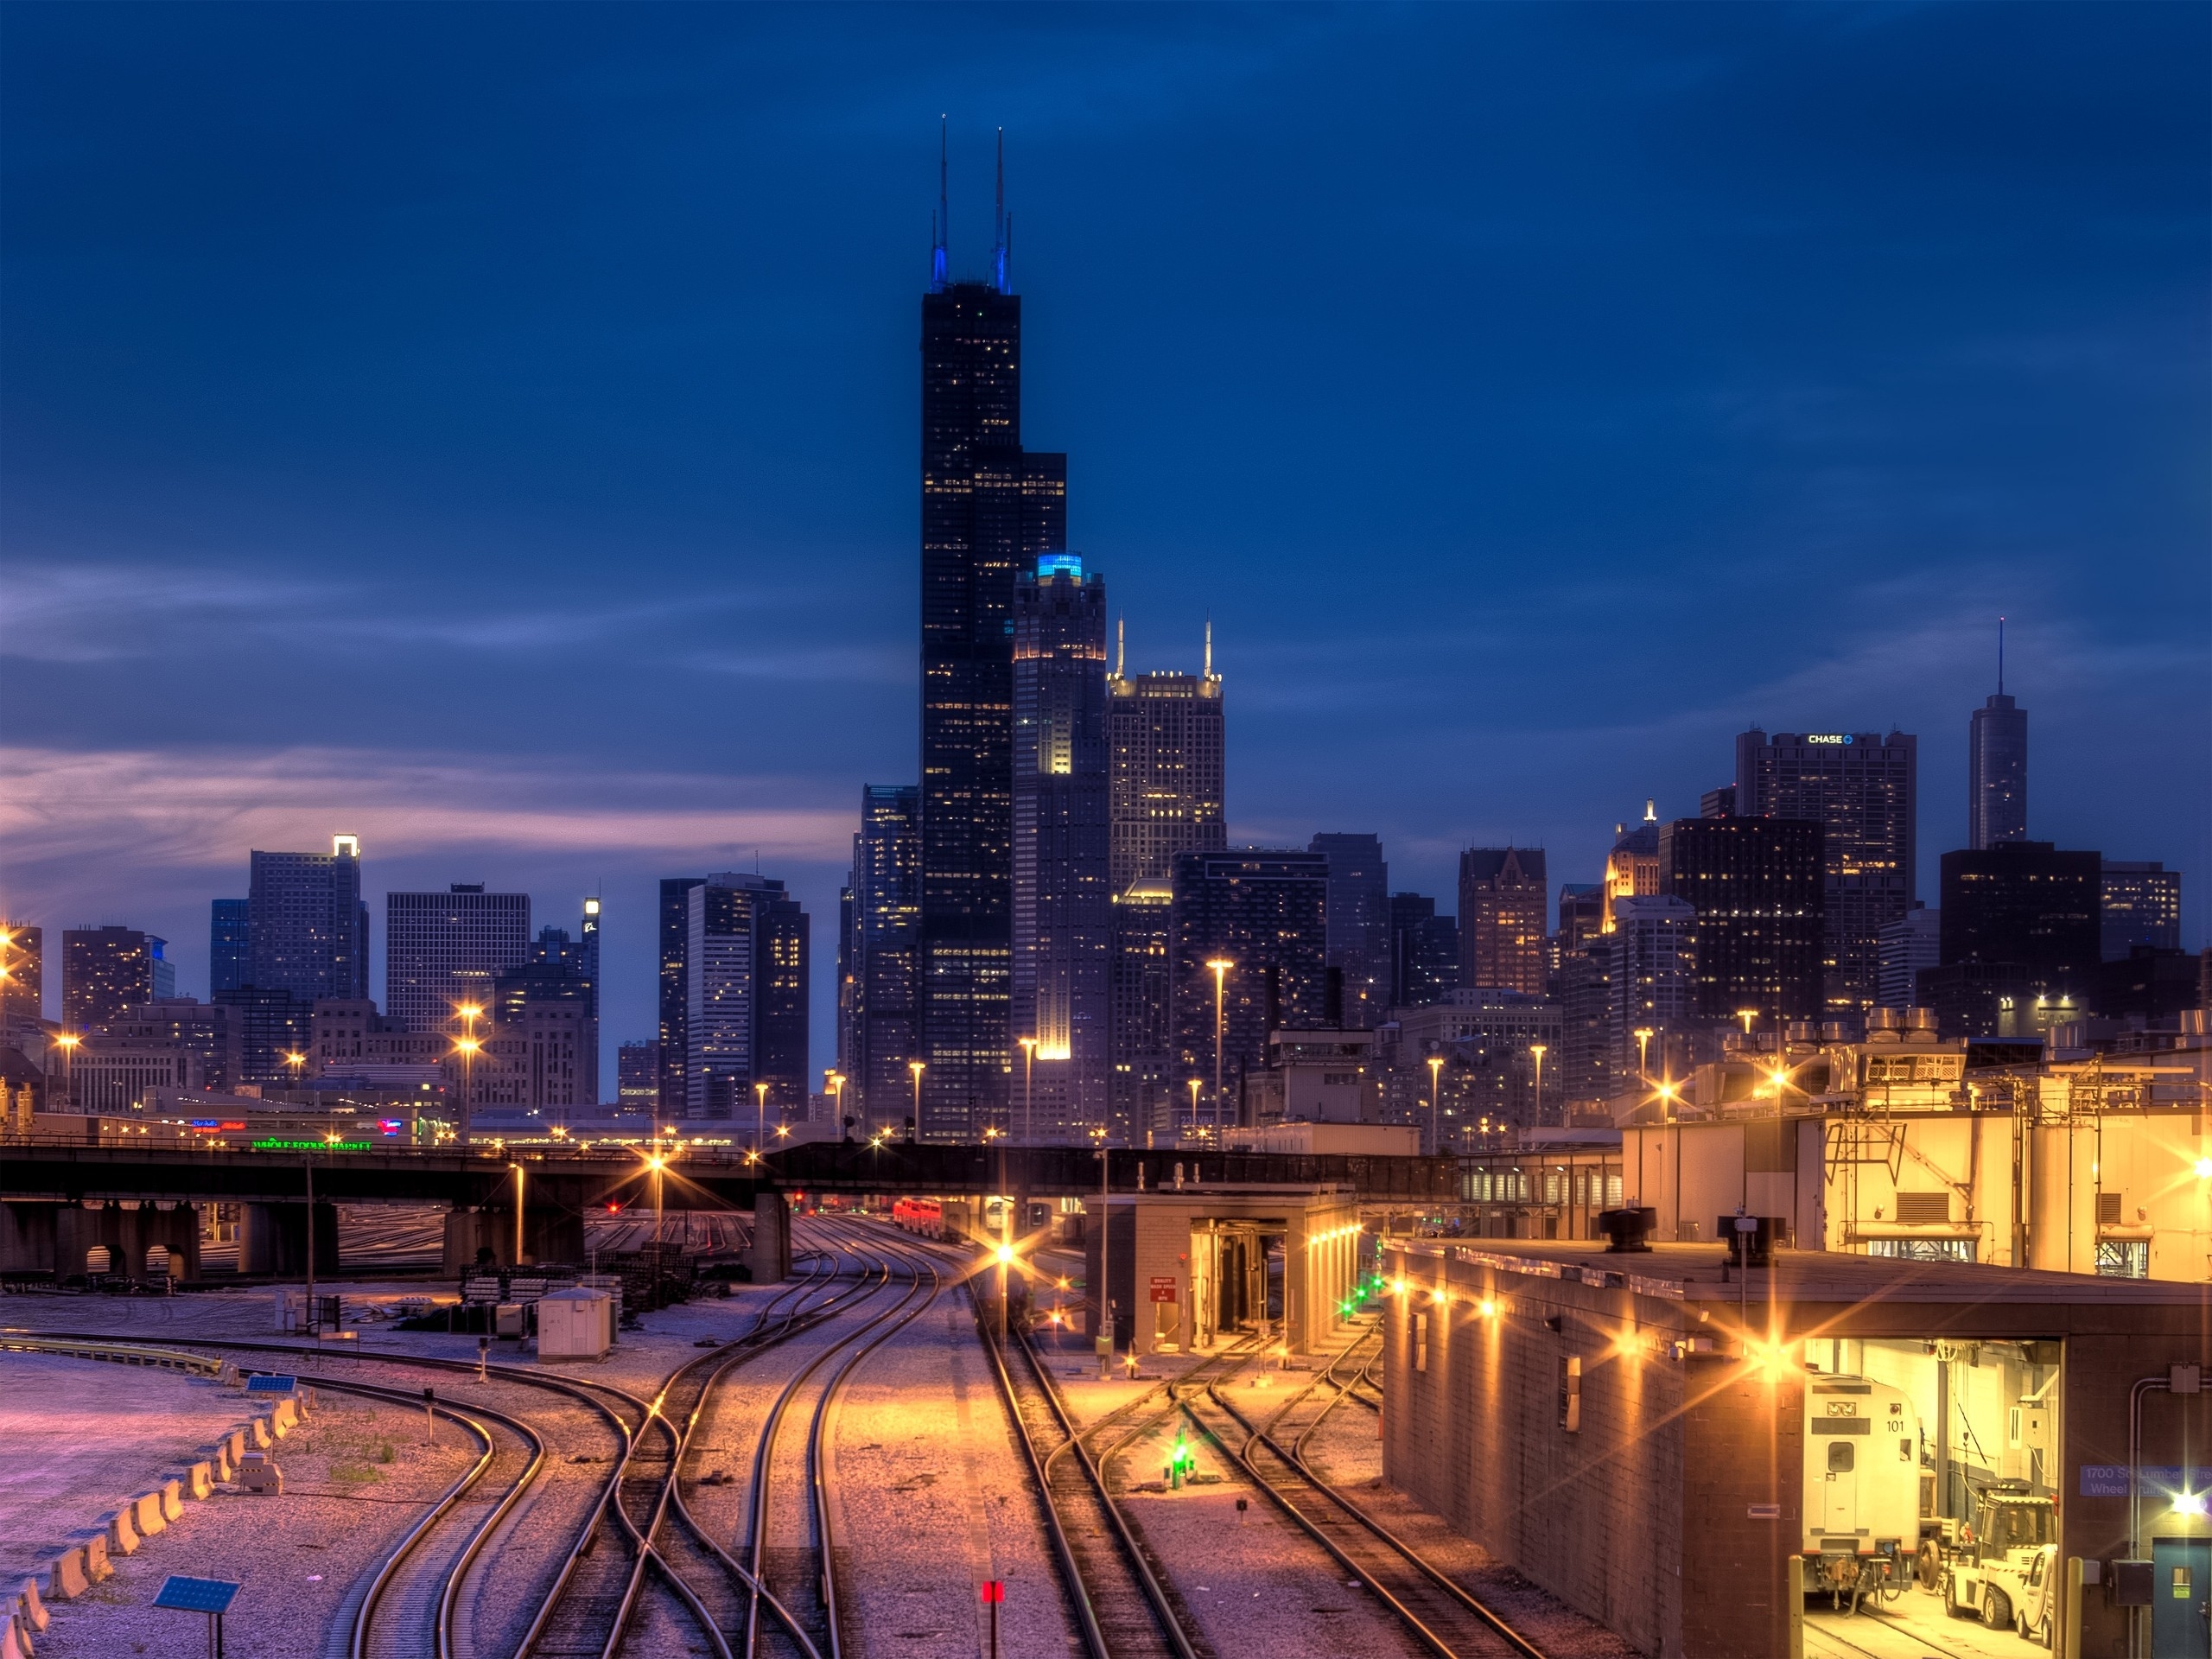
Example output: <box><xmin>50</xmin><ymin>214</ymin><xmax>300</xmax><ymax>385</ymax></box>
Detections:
<box><xmin>980</xmin><ymin>1580</ymin><xmax>1005</xmax><ymax>1659</ymax></box>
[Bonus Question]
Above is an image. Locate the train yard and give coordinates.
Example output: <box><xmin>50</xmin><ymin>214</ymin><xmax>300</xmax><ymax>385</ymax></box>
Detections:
<box><xmin>5</xmin><ymin>1216</ymin><xmax>1631</xmax><ymax>1659</ymax></box>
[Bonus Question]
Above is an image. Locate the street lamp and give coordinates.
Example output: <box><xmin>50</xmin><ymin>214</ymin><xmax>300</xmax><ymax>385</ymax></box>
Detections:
<box><xmin>754</xmin><ymin>1081</ymin><xmax>769</xmax><ymax>1159</ymax></box>
<box><xmin>1186</xmin><ymin>1077</ymin><xmax>1203</xmax><ymax>1135</ymax></box>
<box><xmin>907</xmin><ymin>1060</ymin><xmax>925</xmax><ymax>1141</ymax></box>
<box><xmin>645</xmin><ymin>1152</ymin><xmax>667</xmax><ymax>1248</ymax></box>
<box><xmin>454</xmin><ymin>1001</ymin><xmax>484</xmax><ymax>1147</ymax></box>
<box><xmin>510</xmin><ymin>1161</ymin><xmax>525</xmax><ymax>1266</ymax></box>
<box><xmin>826</xmin><ymin>1070</ymin><xmax>845</xmax><ymax>1138</ymax></box>
<box><xmin>1633</xmin><ymin>1027</ymin><xmax>1655</xmax><ymax>1080</ymax></box>
<box><xmin>1206</xmin><ymin>958</ymin><xmax>1234</xmax><ymax>1134</ymax></box>
<box><xmin>1736</xmin><ymin>1007</ymin><xmax>1759</xmax><ymax>1041</ymax></box>
<box><xmin>1426</xmin><ymin>1053</ymin><xmax>1444</xmax><ymax>1157</ymax></box>
<box><xmin>1529</xmin><ymin>1044</ymin><xmax>1548</xmax><ymax>1124</ymax></box>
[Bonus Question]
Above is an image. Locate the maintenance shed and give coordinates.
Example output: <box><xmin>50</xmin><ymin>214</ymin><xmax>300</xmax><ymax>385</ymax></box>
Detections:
<box><xmin>1381</xmin><ymin>1238</ymin><xmax>2212</xmax><ymax>1659</ymax></box>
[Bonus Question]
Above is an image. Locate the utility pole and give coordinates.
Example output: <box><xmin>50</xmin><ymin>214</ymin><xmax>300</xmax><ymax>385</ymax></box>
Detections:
<box><xmin>1096</xmin><ymin>1147</ymin><xmax>1111</xmax><ymax>1381</ymax></box>
<box><xmin>1206</xmin><ymin>958</ymin><xmax>1233</xmax><ymax>1137</ymax></box>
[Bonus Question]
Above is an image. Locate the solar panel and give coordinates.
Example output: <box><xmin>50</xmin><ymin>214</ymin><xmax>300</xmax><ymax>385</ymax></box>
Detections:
<box><xmin>245</xmin><ymin>1375</ymin><xmax>296</xmax><ymax>1393</ymax></box>
<box><xmin>153</xmin><ymin>1576</ymin><xmax>241</xmax><ymax>1614</ymax></box>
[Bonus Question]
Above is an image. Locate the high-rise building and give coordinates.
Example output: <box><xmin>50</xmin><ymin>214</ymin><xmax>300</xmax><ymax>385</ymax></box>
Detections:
<box><xmin>63</xmin><ymin>926</ymin><xmax>175</xmax><ymax>1031</ymax></box>
<box><xmin>247</xmin><ymin>837</ymin><xmax>369</xmax><ymax>1004</ymax></box>
<box><xmin>1169</xmin><ymin>849</ymin><xmax>1329</xmax><ymax>1133</ymax></box>
<box><xmin>1659</xmin><ymin>816</ymin><xmax>1826</xmax><ymax>1026</ymax></box>
<box><xmin>209</xmin><ymin>899</ymin><xmax>249</xmax><ymax>996</ymax></box>
<box><xmin>1109</xmin><ymin>880</ymin><xmax>1173</xmax><ymax>1138</ymax></box>
<box><xmin>847</xmin><ymin>785</ymin><xmax>921</xmax><ymax>1129</ymax></box>
<box><xmin>493</xmin><ymin>922</ymin><xmax>599</xmax><ymax>1106</ymax></box>
<box><xmin>1602</xmin><ymin>807</ymin><xmax>1662</xmax><ymax>929</ymax></box>
<box><xmin>2101</xmin><ymin>861</ymin><xmax>2182</xmax><ymax>960</ymax></box>
<box><xmin>1012</xmin><ymin>553</ymin><xmax>1111</xmax><ymax>1137</ymax></box>
<box><xmin>1388</xmin><ymin>893</ymin><xmax>1458</xmax><ymax>1011</ymax></box>
<box><xmin>917</xmin><ymin>140</ymin><xmax>1066</xmax><ymax>1142</ymax></box>
<box><xmin>212</xmin><ymin>985</ymin><xmax>310</xmax><ymax>1085</ymax></box>
<box><xmin>1606</xmin><ymin>894</ymin><xmax>1699</xmax><ymax>1084</ymax></box>
<box><xmin>107</xmin><ymin>998</ymin><xmax>243</xmax><ymax>1094</ymax></box>
<box><xmin>617</xmin><ymin>1041</ymin><xmax>660</xmax><ymax>1115</ymax></box>
<box><xmin>1107</xmin><ymin>626</ymin><xmax>1227</xmax><ymax>894</ymax></box>
<box><xmin>683</xmin><ymin>873</ymin><xmax>810</xmax><ymax>1119</ymax></box>
<box><xmin>0</xmin><ymin>922</ymin><xmax>43</xmax><ymax>1027</ymax></box>
<box><xmin>1554</xmin><ymin>885</ymin><xmax>1605</xmax><ymax>957</ymax></box>
<box><xmin>1920</xmin><ymin>841</ymin><xmax>2100</xmax><ymax>1038</ymax></box>
<box><xmin>1875</xmin><ymin>905</ymin><xmax>1942</xmax><ymax>1011</ymax></box>
<box><xmin>1311</xmin><ymin>834</ymin><xmax>1390</xmax><ymax>1029</ymax></box>
<box><xmin>1733</xmin><ymin>728</ymin><xmax>1916</xmax><ymax>1012</ymax></box>
<box><xmin>1968</xmin><ymin>626</ymin><xmax>2028</xmax><ymax>850</ymax></box>
<box><xmin>1458</xmin><ymin>848</ymin><xmax>1548</xmax><ymax>995</ymax></box>
<box><xmin>658</xmin><ymin>877</ymin><xmax>706</xmax><ymax>1116</ymax></box>
<box><xmin>384</xmin><ymin>885</ymin><xmax>531</xmax><ymax>1033</ymax></box>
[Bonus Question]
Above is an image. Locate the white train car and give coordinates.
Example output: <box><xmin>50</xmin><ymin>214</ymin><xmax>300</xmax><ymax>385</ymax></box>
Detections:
<box><xmin>1804</xmin><ymin>1374</ymin><xmax>1922</xmax><ymax>1583</ymax></box>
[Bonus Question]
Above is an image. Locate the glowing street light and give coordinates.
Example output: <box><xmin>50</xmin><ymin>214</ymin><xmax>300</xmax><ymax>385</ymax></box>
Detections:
<box><xmin>1529</xmin><ymin>1044</ymin><xmax>1548</xmax><ymax>1124</ymax></box>
<box><xmin>1187</xmin><ymin>1077</ymin><xmax>1203</xmax><ymax>1134</ymax></box>
<box><xmin>1426</xmin><ymin>1053</ymin><xmax>1444</xmax><ymax>1156</ymax></box>
<box><xmin>1206</xmin><ymin>959</ymin><xmax>1234</xmax><ymax>1134</ymax></box>
<box><xmin>1633</xmin><ymin>1027</ymin><xmax>1655</xmax><ymax>1079</ymax></box>
<box><xmin>1736</xmin><ymin>1008</ymin><xmax>1760</xmax><ymax>1039</ymax></box>
<box><xmin>908</xmin><ymin>1059</ymin><xmax>925</xmax><ymax>1141</ymax></box>
<box><xmin>754</xmin><ymin>1080</ymin><xmax>769</xmax><ymax>1159</ymax></box>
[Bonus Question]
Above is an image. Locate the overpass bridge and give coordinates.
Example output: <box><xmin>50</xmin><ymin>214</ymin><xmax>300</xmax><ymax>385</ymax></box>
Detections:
<box><xmin>0</xmin><ymin>1135</ymin><xmax>1457</xmax><ymax>1280</ymax></box>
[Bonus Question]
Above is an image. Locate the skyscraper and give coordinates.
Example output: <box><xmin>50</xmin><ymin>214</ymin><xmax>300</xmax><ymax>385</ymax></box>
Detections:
<box><xmin>1170</xmin><ymin>849</ymin><xmax>1329</xmax><ymax>1132</ymax></box>
<box><xmin>1875</xmin><ymin>905</ymin><xmax>1942</xmax><ymax>1011</ymax></box>
<box><xmin>918</xmin><ymin>134</ymin><xmax>1066</xmax><ymax>1141</ymax></box>
<box><xmin>683</xmin><ymin>873</ymin><xmax>810</xmax><ymax>1119</ymax></box>
<box><xmin>209</xmin><ymin>899</ymin><xmax>249</xmax><ymax>995</ymax></box>
<box><xmin>1458</xmin><ymin>848</ymin><xmax>1548</xmax><ymax>995</ymax></box>
<box><xmin>1601</xmin><ymin>806</ymin><xmax>1661</xmax><ymax>929</ymax></box>
<box><xmin>1920</xmin><ymin>841</ymin><xmax>2100</xmax><ymax>1037</ymax></box>
<box><xmin>384</xmin><ymin>885</ymin><xmax>531</xmax><ymax>1033</ymax></box>
<box><xmin>1659</xmin><ymin>816</ymin><xmax>1826</xmax><ymax>1027</ymax></box>
<box><xmin>0</xmin><ymin>922</ymin><xmax>43</xmax><ymax>1027</ymax></box>
<box><xmin>1388</xmin><ymin>893</ymin><xmax>1459</xmax><ymax>1011</ymax></box>
<box><xmin>63</xmin><ymin>926</ymin><xmax>174</xmax><ymax>1031</ymax></box>
<box><xmin>1733</xmin><ymin>728</ymin><xmax>1916</xmax><ymax>1012</ymax></box>
<box><xmin>1311</xmin><ymin>834</ymin><xmax>1389</xmax><ymax>1029</ymax></box>
<box><xmin>1107</xmin><ymin>624</ymin><xmax>1227</xmax><ymax>893</ymax></box>
<box><xmin>248</xmin><ymin>837</ymin><xmax>369</xmax><ymax>1005</ymax></box>
<box><xmin>1109</xmin><ymin>880</ymin><xmax>1173</xmax><ymax>1138</ymax></box>
<box><xmin>1012</xmin><ymin>552</ymin><xmax>1110</xmax><ymax>1137</ymax></box>
<box><xmin>1968</xmin><ymin>622</ymin><xmax>2028</xmax><ymax>850</ymax></box>
<box><xmin>493</xmin><ymin>921</ymin><xmax>600</xmax><ymax>1105</ymax></box>
<box><xmin>658</xmin><ymin>877</ymin><xmax>705</xmax><ymax>1119</ymax></box>
<box><xmin>848</xmin><ymin>785</ymin><xmax>920</xmax><ymax>1128</ymax></box>
<box><xmin>2101</xmin><ymin>861</ymin><xmax>2182</xmax><ymax>959</ymax></box>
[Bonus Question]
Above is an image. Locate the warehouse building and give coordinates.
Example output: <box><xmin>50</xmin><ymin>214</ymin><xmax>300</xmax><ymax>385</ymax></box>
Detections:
<box><xmin>1382</xmin><ymin>1236</ymin><xmax>2212</xmax><ymax>1659</ymax></box>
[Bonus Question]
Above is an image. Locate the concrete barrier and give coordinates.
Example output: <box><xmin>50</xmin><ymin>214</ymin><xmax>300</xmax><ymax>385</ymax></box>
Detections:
<box><xmin>14</xmin><ymin>1576</ymin><xmax>50</xmax><ymax>1632</ymax></box>
<box><xmin>127</xmin><ymin>1491</ymin><xmax>165</xmax><ymax>1539</ymax></box>
<box><xmin>154</xmin><ymin>1478</ymin><xmax>183</xmax><ymax>1522</ymax></box>
<box><xmin>1</xmin><ymin>1611</ymin><xmax>28</xmax><ymax>1659</ymax></box>
<box><xmin>175</xmin><ymin>1459</ymin><xmax>214</xmax><ymax>1500</ymax></box>
<box><xmin>270</xmin><ymin>1399</ymin><xmax>296</xmax><ymax>1437</ymax></box>
<box><xmin>103</xmin><ymin>1507</ymin><xmax>139</xmax><ymax>1556</ymax></box>
<box><xmin>48</xmin><ymin>1534</ymin><xmax>110</xmax><ymax>1599</ymax></box>
<box><xmin>246</xmin><ymin>1417</ymin><xmax>270</xmax><ymax>1450</ymax></box>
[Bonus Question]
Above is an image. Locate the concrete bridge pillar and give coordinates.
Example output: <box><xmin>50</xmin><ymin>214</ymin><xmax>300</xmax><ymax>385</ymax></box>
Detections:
<box><xmin>0</xmin><ymin>1200</ymin><xmax>58</xmax><ymax>1274</ymax></box>
<box><xmin>747</xmin><ymin>1192</ymin><xmax>790</xmax><ymax>1284</ymax></box>
<box><xmin>239</xmin><ymin>1202</ymin><xmax>338</xmax><ymax>1277</ymax></box>
<box><xmin>442</xmin><ymin>1201</ymin><xmax>586</xmax><ymax>1272</ymax></box>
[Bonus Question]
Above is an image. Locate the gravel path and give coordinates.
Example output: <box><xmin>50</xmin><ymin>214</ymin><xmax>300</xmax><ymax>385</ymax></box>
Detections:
<box><xmin>0</xmin><ymin>1351</ymin><xmax>251</xmax><ymax>1584</ymax></box>
<box><xmin>826</xmin><ymin>1280</ymin><xmax>1080</xmax><ymax>1659</ymax></box>
<box><xmin>29</xmin><ymin>1394</ymin><xmax>478</xmax><ymax>1659</ymax></box>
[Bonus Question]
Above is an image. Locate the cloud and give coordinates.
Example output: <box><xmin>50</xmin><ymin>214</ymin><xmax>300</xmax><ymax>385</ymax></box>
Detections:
<box><xmin>0</xmin><ymin>744</ymin><xmax>856</xmax><ymax>875</ymax></box>
<box><xmin>0</xmin><ymin>561</ymin><xmax>778</xmax><ymax>664</ymax></box>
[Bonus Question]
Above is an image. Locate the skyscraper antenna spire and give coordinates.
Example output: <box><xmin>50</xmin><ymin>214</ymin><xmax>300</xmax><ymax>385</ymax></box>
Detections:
<box><xmin>992</xmin><ymin>127</ymin><xmax>1009</xmax><ymax>294</ymax></box>
<box><xmin>1204</xmin><ymin>614</ymin><xmax>1213</xmax><ymax>679</ymax></box>
<box><xmin>931</xmin><ymin>115</ymin><xmax>949</xmax><ymax>292</ymax></box>
<box><xmin>1998</xmin><ymin>613</ymin><xmax>2005</xmax><ymax>696</ymax></box>
<box><xmin>1116</xmin><ymin>614</ymin><xmax>1125</xmax><ymax>678</ymax></box>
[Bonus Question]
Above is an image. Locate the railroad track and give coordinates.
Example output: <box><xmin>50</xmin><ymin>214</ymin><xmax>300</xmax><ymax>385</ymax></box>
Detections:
<box><xmin>299</xmin><ymin>1376</ymin><xmax>549</xmax><ymax>1659</ymax></box>
<box><xmin>1192</xmin><ymin>1324</ymin><xmax>1548</xmax><ymax>1659</ymax></box>
<box><xmin>982</xmin><ymin>1313</ymin><xmax>1262</xmax><ymax>1659</ymax></box>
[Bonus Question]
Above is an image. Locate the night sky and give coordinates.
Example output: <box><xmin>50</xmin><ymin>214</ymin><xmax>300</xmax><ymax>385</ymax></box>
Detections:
<box><xmin>3</xmin><ymin>3</ymin><xmax>2205</xmax><ymax>1090</ymax></box>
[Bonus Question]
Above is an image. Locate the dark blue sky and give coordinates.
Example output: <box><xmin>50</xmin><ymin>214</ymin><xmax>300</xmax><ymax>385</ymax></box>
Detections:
<box><xmin>3</xmin><ymin>3</ymin><xmax>2206</xmax><ymax>1087</ymax></box>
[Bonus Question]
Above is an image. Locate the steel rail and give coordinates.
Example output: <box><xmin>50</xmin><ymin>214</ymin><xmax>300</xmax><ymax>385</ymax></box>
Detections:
<box><xmin>1202</xmin><ymin>1351</ymin><xmax>1546</xmax><ymax>1659</ymax></box>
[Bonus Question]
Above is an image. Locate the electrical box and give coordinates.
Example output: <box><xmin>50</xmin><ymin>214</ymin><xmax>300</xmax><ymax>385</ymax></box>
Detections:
<box><xmin>537</xmin><ymin>1288</ymin><xmax>613</xmax><ymax>1361</ymax></box>
<box><xmin>2109</xmin><ymin>1560</ymin><xmax>2153</xmax><ymax>1606</ymax></box>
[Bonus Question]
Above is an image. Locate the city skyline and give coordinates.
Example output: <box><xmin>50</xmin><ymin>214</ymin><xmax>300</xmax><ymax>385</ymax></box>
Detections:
<box><xmin>3</xmin><ymin>6</ymin><xmax>2206</xmax><ymax>1090</ymax></box>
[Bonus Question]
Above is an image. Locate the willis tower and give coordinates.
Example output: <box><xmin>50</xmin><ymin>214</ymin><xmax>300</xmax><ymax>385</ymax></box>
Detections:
<box><xmin>918</xmin><ymin>128</ymin><xmax>1066</xmax><ymax>1139</ymax></box>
